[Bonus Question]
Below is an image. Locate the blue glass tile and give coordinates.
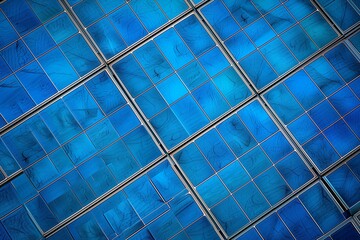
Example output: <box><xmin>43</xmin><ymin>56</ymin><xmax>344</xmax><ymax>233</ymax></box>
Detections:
<box><xmin>299</xmin><ymin>183</ymin><xmax>345</xmax><ymax>232</ymax></box>
<box><xmin>317</xmin><ymin>0</ymin><xmax>360</xmax><ymax>31</ymax></box>
<box><xmin>223</xmin><ymin>0</ymin><xmax>260</xmax><ymax>28</ymax></box>
<box><xmin>1</xmin><ymin>0</ymin><xmax>41</xmax><ymax>35</ymax></box>
<box><xmin>26</xmin><ymin>0</ymin><xmax>63</xmax><ymax>23</ymax></box>
<box><xmin>331</xmin><ymin>222</ymin><xmax>360</xmax><ymax>240</ymax></box>
<box><xmin>0</xmin><ymin>75</ymin><xmax>36</xmax><ymax>123</ymax></box>
<box><xmin>175</xmin><ymin>15</ymin><xmax>215</xmax><ymax>56</ymax></box>
<box><xmin>265</xmin><ymin>6</ymin><xmax>296</xmax><ymax>33</ymax></box>
<box><xmin>284</xmin><ymin>71</ymin><xmax>324</xmax><ymax>110</ymax></box>
<box><xmin>200</xmin><ymin>0</ymin><xmax>240</xmax><ymax>40</ymax></box>
<box><xmin>156</xmin><ymin>0</ymin><xmax>189</xmax><ymax>19</ymax></box>
<box><xmin>60</xmin><ymin>34</ymin><xmax>101</xmax><ymax>76</ymax></box>
<box><xmin>171</xmin><ymin>95</ymin><xmax>209</xmax><ymax>134</ymax></box>
<box><xmin>277</xmin><ymin>153</ymin><xmax>313</xmax><ymax>189</ymax></box>
<box><xmin>225</xmin><ymin>31</ymin><xmax>255</xmax><ymax>61</ymax></box>
<box><xmin>305</xmin><ymin>57</ymin><xmax>344</xmax><ymax>96</ymax></box>
<box><xmin>236</xmin><ymin>228</ymin><xmax>262</xmax><ymax>240</ymax></box>
<box><xmin>240</xmin><ymin>51</ymin><xmax>278</xmax><ymax>89</ymax></box>
<box><xmin>217</xmin><ymin>115</ymin><xmax>257</xmax><ymax>157</ymax></box>
<box><xmin>87</xmin><ymin>18</ymin><xmax>126</xmax><ymax>59</ymax></box>
<box><xmin>196</xmin><ymin>129</ymin><xmax>235</xmax><ymax>171</ymax></box>
<box><xmin>73</xmin><ymin>0</ymin><xmax>105</xmax><ymax>26</ymax></box>
<box><xmin>63</xmin><ymin>86</ymin><xmax>104</xmax><ymax>129</ymax></box>
<box><xmin>285</xmin><ymin>0</ymin><xmax>315</xmax><ymax>20</ymax></box>
<box><xmin>252</xmin><ymin>0</ymin><xmax>280</xmax><ymax>13</ymax></box>
<box><xmin>2</xmin><ymin>207</ymin><xmax>42</xmax><ymax>240</ymax></box>
<box><xmin>1</xmin><ymin>40</ymin><xmax>34</xmax><ymax>71</ymax></box>
<box><xmin>255</xmin><ymin>167</ymin><xmax>291</xmax><ymax>205</ymax></box>
<box><xmin>256</xmin><ymin>213</ymin><xmax>294</xmax><ymax>240</ymax></box>
<box><xmin>0</xmin><ymin>12</ymin><xmax>18</xmax><ymax>49</ymax></box>
<box><xmin>278</xmin><ymin>199</ymin><xmax>323</xmax><ymax>240</ymax></box>
<box><xmin>330</xmin><ymin>87</ymin><xmax>359</xmax><ymax>115</ymax></box>
<box><xmin>23</xmin><ymin>26</ymin><xmax>56</xmax><ymax>57</ymax></box>
<box><xmin>326</xmin><ymin>163</ymin><xmax>360</xmax><ymax>208</ymax></box>
<box><xmin>234</xmin><ymin>182</ymin><xmax>270</xmax><ymax>220</ymax></box>
<box><xmin>150</xmin><ymin>108</ymin><xmax>188</xmax><ymax>149</ymax></box>
<box><xmin>245</xmin><ymin>18</ymin><xmax>276</xmax><ymax>47</ymax></box>
<box><xmin>109</xmin><ymin>105</ymin><xmax>140</xmax><ymax>136</ymax></box>
<box><xmin>238</xmin><ymin>100</ymin><xmax>278</xmax><ymax>142</ymax></box>
<box><xmin>300</xmin><ymin>12</ymin><xmax>338</xmax><ymax>48</ymax></box>
<box><xmin>136</xmin><ymin>88</ymin><xmax>168</xmax><ymax>118</ymax></box>
<box><xmin>325</xmin><ymin>44</ymin><xmax>360</xmax><ymax>82</ymax></box>
<box><xmin>288</xmin><ymin>114</ymin><xmax>320</xmax><ymax>144</ymax></box>
<box><xmin>281</xmin><ymin>25</ymin><xmax>318</xmax><ymax>61</ymax></box>
<box><xmin>218</xmin><ymin>161</ymin><xmax>251</xmax><ymax>192</ymax></box>
<box><xmin>212</xmin><ymin>196</ymin><xmax>249</xmax><ymax>236</ymax></box>
<box><xmin>197</xmin><ymin>175</ymin><xmax>229</xmax><ymax>207</ymax></box>
<box><xmin>45</xmin><ymin>13</ymin><xmax>78</xmax><ymax>44</ymax></box>
<box><xmin>109</xmin><ymin>5</ymin><xmax>147</xmax><ymax>45</ymax></box>
<box><xmin>240</xmin><ymin>146</ymin><xmax>272</xmax><ymax>178</ymax></box>
<box><xmin>213</xmin><ymin>68</ymin><xmax>252</xmax><ymax>106</ymax></box>
<box><xmin>96</xmin><ymin>0</ymin><xmax>125</xmax><ymax>13</ymax></box>
<box><xmin>38</xmin><ymin>48</ymin><xmax>79</xmax><ymax>90</ymax></box>
<box><xmin>309</xmin><ymin>101</ymin><xmax>340</xmax><ymax>130</ymax></box>
<box><xmin>157</xmin><ymin>74</ymin><xmax>188</xmax><ymax>104</ymax></box>
<box><xmin>178</xmin><ymin>61</ymin><xmax>208</xmax><ymax>90</ymax></box>
<box><xmin>130</xmin><ymin>0</ymin><xmax>167</xmax><ymax>32</ymax></box>
<box><xmin>86</xmin><ymin>119</ymin><xmax>119</xmax><ymax>150</ymax></box>
<box><xmin>261</xmin><ymin>38</ymin><xmax>298</xmax><ymax>75</ymax></box>
<box><xmin>193</xmin><ymin>81</ymin><xmax>230</xmax><ymax>120</ymax></box>
<box><xmin>185</xmin><ymin>217</ymin><xmax>220</xmax><ymax>239</ymax></box>
<box><xmin>155</xmin><ymin>28</ymin><xmax>194</xmax><ymax>70</ymax></box>
<box><xmin>303</xmin><ymin>134</ymin><xmax>340</xmax><ymax>171</ymax></box>
<box><xmin>199</xmin><ymin>47</ymin><xmax>230</xmax><ymax>77</ymax></box>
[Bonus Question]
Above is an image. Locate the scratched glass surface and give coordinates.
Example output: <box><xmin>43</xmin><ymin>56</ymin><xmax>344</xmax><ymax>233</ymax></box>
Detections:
<box><xmin>235</xmin><ymin>183</ymin><xmax>347</xmax><ymax>240</ymax></box>
<box><xmin>0</xmin><ymin>0</ymin><xmax>101</xmax><ymax>129</ymax></box>
<box><xmin>112</xmin><ymin>14</ymin><xmax>253</xmax><ymax>150</ymax></box>
<box><xmin>65</xmin><ymin>0</ymin><xmax>190</xmax><ymax>59</ymax></box>
<box><xmin>264</xmin><ymin>43</ymin><xmax>360</xmax><ymax>172</ymax></box>
<box><xmin>0</xmin><ymin>71</ymin><xmax>163</xmax><ymax>235</ymax></box>
<box><xmin>46</xmin><ymin>160</ymin><xmax>220</xmax><ymax>240</ymax></box>
<box><xmin>173</xmin><ymin>99</ymin><xmax>315</xmax><ymax>237</ymax></box>
<box><xmin>199</xmin><ymin>0</ymin><xmax>339</xmax><ymax>90</ymax></box>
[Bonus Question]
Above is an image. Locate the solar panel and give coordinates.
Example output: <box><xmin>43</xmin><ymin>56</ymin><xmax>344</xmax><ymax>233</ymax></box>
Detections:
<box><xmin>0</xmin><ymin>0</ymin><xmax>360</xmax><ymax>239</ymax></box>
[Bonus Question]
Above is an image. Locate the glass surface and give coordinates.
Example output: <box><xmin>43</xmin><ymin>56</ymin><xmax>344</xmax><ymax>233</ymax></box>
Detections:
<box><xmin>0</xmin><ymin>0</ymin><xmax>101</xmax><ymax>129</ymax></box>
<box><xmin>173</xmin><ymin>99</ymin><xmax>315</xmax><ymax>236</ymax></box>
<box><xmin>1</xmin><ymin>0</ymin><xmax>360</xmax><ymax>239</ymax></box>
<box><xmin>200</xmin><ymin>0</ymin><xmax>338</xmax><ymax>89</ymax></box>
<box><xmin>112</xmin><ymin>14</ymin><xmax>252</xmax><ymax>149</ymax></box>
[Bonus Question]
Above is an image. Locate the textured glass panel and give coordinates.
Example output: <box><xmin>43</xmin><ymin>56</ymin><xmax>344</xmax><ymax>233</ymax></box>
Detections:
<box><xmin>0</xmin><ymin>71</ymin><xmax>162</xmax><ymax>232</ymax></box>
<box><xmin>113</xmin><ymin>14</ymin><xmax>252</xmax><ymax>149</ymax></box>
<box><xmin>201</xmin><ymin>0</ymin><xmax>338</xmax><ymax>89</ymax></box>
<box><xmin>265</xmin><ymin>43</ymin><xmax>360</xmax><ymax>172</ymax></box>
<box><xmin>173</xmin><ymin>99</ymin><xmax>314</xmax><ymax>236</ymax></box>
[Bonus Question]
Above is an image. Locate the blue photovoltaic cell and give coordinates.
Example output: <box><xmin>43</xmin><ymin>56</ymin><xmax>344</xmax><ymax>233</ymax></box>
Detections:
<box><xmin>68</xmin><ymin>0</ymin><xmax>190</xmax><ymax>59</ymax></box>
<box><xmin>113</xmin><ymin>14</ymin><xmax>252</xmax><ymax>149</ymax></box>
<box><xmin>173</xmin><ymin>99</ymin><xmax>315</xmax><ymax>236</ymax></box>
<box><xmin>264</xmin><ymin>43</ymin><xmax>360</xmax><ymax>172</ymax></box>
<box><xmin>48</xmin><ymin>160</ymin><xmax>220</xmax><ymax>240</ymax></box>
<box><xmin>1</xmin><ymin>0</ymin><xmax>360</xmax><ymax>239</ymax></box>
<box><xmin>200</xmin><ymin>0</ymin><xmax>338</xmax><ymax>89</ymax></box>
<box><xmin>317</xmin><ymin>0</ymin><xmax>360</xmax><ymax>31</ymax></box>
<box><xmin>0</xmin><ymin>0</ymin><xmax>101</xmax><ymax>129</ymax></box>
<box><xmin>325</xmin><ymin>154</ymin><xmax>360</xmax><ymax>211</ymax></box>
<box><xmin>0</xmin><ymin>71</ymin><xmax>162</xmax><ymax>234</ymax></box>
<box><xmin>236</xmin><ymin>182</ymin><xmax>347</xmax><ymax>239</ymax></box>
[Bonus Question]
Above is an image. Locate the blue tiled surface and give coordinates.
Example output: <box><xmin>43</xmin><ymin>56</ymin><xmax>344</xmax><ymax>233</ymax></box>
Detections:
<box><xmin>112</xmin><ymin>14</ymin><xmax>253</xmax><ymax>150</ymax></box>
<box><xmin>67</xmin><ymin>0</ymin><xmax>190</xmax><ymax>59</ymax></box>
<box><xmin>0</xmin><ymin>71</ymin><xmax>163</xmax><ymax>235</ymax></box>
<box><xmin>47</xmin><ymin>160</ymin><xmax>220</xmax><ymax>240</ymax></box>
<box><xmin>1</xmin><ymin>0</ymin><xmax>360</xmax><ymax>239</ymax></box>
<box><xmin>0</xmin><ymin>0</ymin><xmax>101</xmax><ymax>129</ymax></box>
<box><xmin>174</xmin><ymin>99</ymin><xmax>315</xmax><ymax>236</ymax></box>
<box><xmin>199</xmin><ymin>0</ymin><xmax>338</xmax><ymax>89</ymax></box>
<box><xmin>264</xmin><ymin>43</ymin><xmax>360</xmax><ymax>172</ymax></box>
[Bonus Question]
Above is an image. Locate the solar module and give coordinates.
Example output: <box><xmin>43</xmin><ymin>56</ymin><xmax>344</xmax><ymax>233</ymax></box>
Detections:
<box><xmin>0</xmin><ymin>0</ymin><xmax>359</xmax><ymax>239</ymax></box>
